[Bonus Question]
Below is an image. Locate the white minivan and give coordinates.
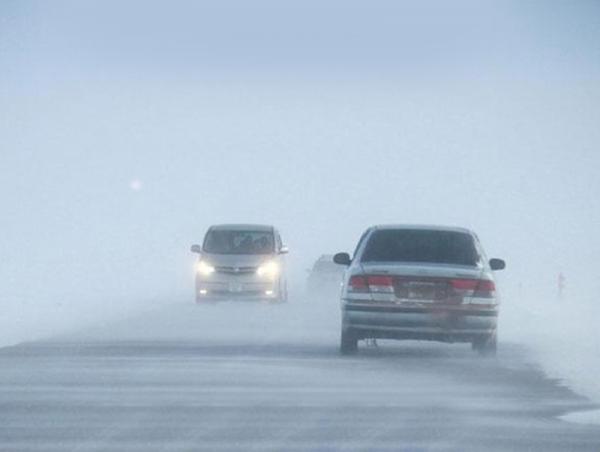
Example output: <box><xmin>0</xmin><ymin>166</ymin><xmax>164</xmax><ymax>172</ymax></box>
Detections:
<box><xmin>191</xmin><ymin>224</ymin><xmax>288</xmax><ymax>303</ymax></box>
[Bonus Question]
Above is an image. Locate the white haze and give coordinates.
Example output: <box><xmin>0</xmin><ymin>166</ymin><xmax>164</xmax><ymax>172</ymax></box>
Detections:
<box><xmin>1</xmin><ymin>0</ymin><xmax>599</xmax><ymax>404</ymax></box>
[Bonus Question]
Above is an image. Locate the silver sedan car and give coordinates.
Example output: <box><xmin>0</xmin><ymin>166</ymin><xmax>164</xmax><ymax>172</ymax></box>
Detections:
<box><xmin>333</xmin><ymin>225</ymin><xmax>505</xmax><ymax>355</ymax></box>
<box><xmin>191</xmin><ymin>224</ymin><xmax>288</xmax><ymax>303</ymax></box>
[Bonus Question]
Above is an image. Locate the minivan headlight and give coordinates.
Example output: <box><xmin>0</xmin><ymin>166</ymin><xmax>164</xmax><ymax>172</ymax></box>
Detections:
<box><xmin>257</xmin><ymin>261</ymin><xmax>280</xmax><ymax>278</ymax></box>
<box><xmin>196</xmin><ymin>260</ymin><xmax>215</xmax><ymax>276</ymax></box>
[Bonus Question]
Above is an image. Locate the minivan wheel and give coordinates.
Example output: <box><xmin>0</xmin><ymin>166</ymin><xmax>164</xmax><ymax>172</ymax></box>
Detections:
<box><xmin>340</xmin><ymin>329</ymin><xmax>358</xmax><ymax>355</ymax></box>
<box><xmin>472</xmin><ymin>333</ymin><xmax>497</xmax><ymax>357</ymax></box>
<box><xmin>277</xmin><ymin>282</ymin><xmax>288</xmax><ymax>303</ymax></box>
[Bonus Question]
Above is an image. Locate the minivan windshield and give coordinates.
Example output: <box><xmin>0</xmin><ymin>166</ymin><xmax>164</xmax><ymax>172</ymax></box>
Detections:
<box><xmin>361</xmin><ymin>229</ymin><xmax>479</xmax><ymax>266</ymax></box>
<box><xmin>203</xmin><ymin>230</ymin><xmax>275</xmax><ymax>255</ymax></box>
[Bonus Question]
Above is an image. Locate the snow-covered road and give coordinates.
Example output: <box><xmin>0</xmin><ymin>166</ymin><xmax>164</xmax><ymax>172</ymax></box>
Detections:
<box><xmin>1</xmin><ymin>299</ymin><xmax>599</xmax><ymax>451</ymax></box>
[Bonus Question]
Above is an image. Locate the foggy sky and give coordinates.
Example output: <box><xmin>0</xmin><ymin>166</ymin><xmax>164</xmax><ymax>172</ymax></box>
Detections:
<box><xmin>1</xmin><ymin>1</ymin><xmax>599</xmax><ymax>311</ymax></box>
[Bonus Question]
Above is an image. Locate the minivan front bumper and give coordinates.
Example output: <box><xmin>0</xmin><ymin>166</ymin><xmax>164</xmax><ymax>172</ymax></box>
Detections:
<box><xmin>196</xmin><ymin>275</ymin><xmax>281</xmax><ymax>302</ymax></box>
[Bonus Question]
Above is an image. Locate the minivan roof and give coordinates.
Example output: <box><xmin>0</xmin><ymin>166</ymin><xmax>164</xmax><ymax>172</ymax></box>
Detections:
<box><xmin>209</xmin><ymin>224</ymin><xmax>274</xmax><ymax>232</ymax></box>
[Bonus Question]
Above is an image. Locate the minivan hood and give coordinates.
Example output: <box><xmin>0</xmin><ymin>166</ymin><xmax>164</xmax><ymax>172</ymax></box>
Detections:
<box><xmin>359</xmin><ymin>262</ymin><xmax>486</xmax><ymax>280</ymax></box>
<box><xmin>200</xmin><ymin>253</ymin><xmax>273</xmax><ymax>267</ymax></box>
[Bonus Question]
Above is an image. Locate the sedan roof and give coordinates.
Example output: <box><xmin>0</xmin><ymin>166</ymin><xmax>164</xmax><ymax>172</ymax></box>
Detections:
<box><xmin>373</xmin><ymin>224</ymin><xmax>474</xmax><ymax>235</ymax></box>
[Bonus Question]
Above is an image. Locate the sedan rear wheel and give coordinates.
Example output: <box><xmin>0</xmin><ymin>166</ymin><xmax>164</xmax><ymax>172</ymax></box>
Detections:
<box><xmin>472</xmin><ymin>333</ymin><xmax>497</xmax><ymax>357</ymax></box>
<box><xmin>340</xmin><ymin>328</ymin><xmax>358</xmax><ymax>355</ymax></box>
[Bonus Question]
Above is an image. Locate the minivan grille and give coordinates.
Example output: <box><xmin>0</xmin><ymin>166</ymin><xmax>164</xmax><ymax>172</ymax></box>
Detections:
<box><xmin>215</xmin><ymin>266</ymin><xmax>257</xmax><ymax>275</ymax></box>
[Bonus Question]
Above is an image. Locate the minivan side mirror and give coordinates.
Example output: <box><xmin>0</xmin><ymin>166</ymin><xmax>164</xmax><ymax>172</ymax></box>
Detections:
<box><xmin>489</xmin><ymin>258</ymin><xmax>505</xmax><ymax>271</ymax></box>
<box><xmin>190</xmin><ymin>244</ymin><xmax>202</xmax><ymax>254</ymax></box>
<box><xmin>280</xmin><ymin>245</ymin><xmax>289</xmax><ymax>254</ymax></box>
<box><xmin>333</xmin><ymin>252</ymin><xmax>351</xmax><ymax>266</ymax></box>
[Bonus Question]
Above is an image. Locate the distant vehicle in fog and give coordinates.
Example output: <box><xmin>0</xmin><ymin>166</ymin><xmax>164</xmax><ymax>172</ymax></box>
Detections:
<box><xmin>306</xmin><ymin>255</ymin><xmax>345</xmax><ymax>296</ymax></box>
<box><xmin>333</xmin><ymin>225</ymin><xmax>505</xmax><ymax>355</ymax></box>
<box><xmin>190</xmin><ymin>224</ymin><xmax>288</xmax><ymax>303</ymax></box>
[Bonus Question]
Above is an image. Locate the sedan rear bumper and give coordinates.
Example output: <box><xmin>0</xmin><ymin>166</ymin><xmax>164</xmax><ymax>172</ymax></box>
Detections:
<box><xmin>342</xmin><ymin>300</ymin><xmax>497</xmax><ymax>342</ymax></box>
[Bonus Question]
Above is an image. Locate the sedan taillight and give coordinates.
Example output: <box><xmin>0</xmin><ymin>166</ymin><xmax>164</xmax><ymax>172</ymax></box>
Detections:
<box><xmin>450</xmin><ymin>278</ymin><xmax>496</xmax><ymax>298</ymax></box>
<box><xmin>349</xmin><ymin>275</ymin><xmax>369</xmax><ymax>292</ymax></box>
<box><xmin>347</xmin><ymin>276</ymin><xmax>496</xmax><ymax>301</ymax></box>
<box><xmin>348</xmin><ymin>275</ymin><xmax>394</xmax><ymax>294</ymax></box>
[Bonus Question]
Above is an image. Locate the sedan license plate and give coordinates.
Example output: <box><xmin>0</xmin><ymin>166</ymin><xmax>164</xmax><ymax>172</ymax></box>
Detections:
<box><xmin>407</xmin><ymin>282</ymin><xmax>438</xmax><ymax>300</ymax></box>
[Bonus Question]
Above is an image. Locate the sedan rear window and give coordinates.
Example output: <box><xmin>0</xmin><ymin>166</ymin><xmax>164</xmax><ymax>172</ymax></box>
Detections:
<box><xmin>361</xmin><ymin>229</ymin><xmax>479</xmax><ymax>266</ymax></box>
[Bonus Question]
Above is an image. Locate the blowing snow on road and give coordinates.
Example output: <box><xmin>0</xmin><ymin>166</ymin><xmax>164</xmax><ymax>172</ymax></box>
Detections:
<box><xmin>1</xmin><ymin>297</ymin><xmax>600</xmax><ymax>452</ymax></box>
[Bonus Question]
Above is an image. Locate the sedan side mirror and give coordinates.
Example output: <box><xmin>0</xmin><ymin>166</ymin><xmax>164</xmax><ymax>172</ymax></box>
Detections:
<box><xmin>489</xmin><ymin>258</ymin><xmax>506</xmax><ymax>271</ymax></box>
<box><xmin>190</xmin><ymin>244</ymin><xmax>202</xmax><ymax>254</ymax></box>
<box><xmin>280</xmin><ymin>245</ymin><xmax>289</xmax><ymax>254</ymax></box>
<box><xmin>333</xmin><ymin>252</ymin><xmax>351</xmax><ymax>266</ymax></box>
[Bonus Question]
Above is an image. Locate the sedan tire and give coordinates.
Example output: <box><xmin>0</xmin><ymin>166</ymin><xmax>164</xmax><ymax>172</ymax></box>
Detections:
<box><xmin>340</xmin><ymin>328</ymin><xmax>358</xmax><ymax>355</ymax></box>
<box><xmin>472</xmin><ymin>333</ymin><xmax>497</xmax><ymax>357</ymax></box>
